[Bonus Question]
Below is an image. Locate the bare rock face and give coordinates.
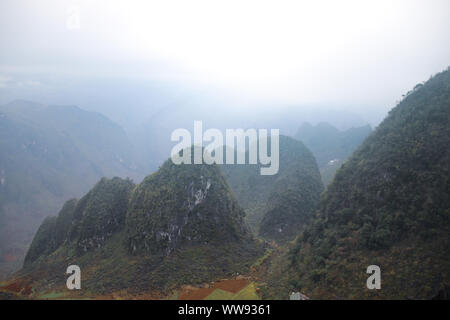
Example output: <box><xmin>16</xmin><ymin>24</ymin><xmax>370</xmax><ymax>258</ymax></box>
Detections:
<box><xmin>125</xmin><ymin>159</ymin><xmax>251</xmax><ymax>255</ymax></box>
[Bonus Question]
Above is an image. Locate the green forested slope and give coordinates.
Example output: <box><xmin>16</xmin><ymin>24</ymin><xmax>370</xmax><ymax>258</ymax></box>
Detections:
<box><xmin>264</xmin><ymin>68</ymin><xmax>450</xmax><ymax>299</ymax></box>
<box><xmin>222</xmin><ymin>135</ymin><xmax>324</xmax><ymax>242</ymax></box>
<box><xmin>126</xmin><ymin>158</ymin><xmax>253</xmax><ymax>254</ymax></box>
<box><xmin>18</xmin><ymin>158</ymin><xmax>263</xmax><ymax>295</ymax></box>
<box><xmin>258</xmin><ymin>136</ymin><xmax>324</xmax><ymax>242</ymax></box>
<box><xmin>24</xmin><ymin>177</ymin><xmax>135</xmax><ymax>266</ymax></box>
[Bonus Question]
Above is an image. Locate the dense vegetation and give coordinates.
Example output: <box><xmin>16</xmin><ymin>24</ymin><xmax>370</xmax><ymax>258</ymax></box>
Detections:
<box><xmin>6</xmin><ymin>67</ymin><xmax>450</xmax><ymax>299</ymax></box>
<box><xmin>126</xmin><ymin>157</ymin><xmax>253</xmax><ymax>255</ymax></box>
<box><xmin>24</xmin><ymin>177</ymin><xmax>134</xmax><ymax>266</ymax></box>
<box><xmin>264</xmin><ymin>68</ymin><xmax>450</xmax><ymax>299</ymax></box>
<box><xmin>18</xmin><ymin>158</ymin><xmax>263</xmax><ymax>295</ymax></box>
<box><xmin>295</xmin><ymin>122</ymin><xmax>371</xmax><ymax>185</ymax></box>
<box><xmin>0</xmin><ymin>100</ymin><xmax>143</xmax><ymax>279</ymax></box>
<box><xmin>222</xmin><ymin>135</ymin><xmax>324</xmax><ymax>242</ymax></box>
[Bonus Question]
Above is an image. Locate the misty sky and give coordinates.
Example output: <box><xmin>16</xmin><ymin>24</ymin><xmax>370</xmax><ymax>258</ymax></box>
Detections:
<box><xmin>1</xmin><ymin>0</ymin><xmax>449</xmax><ymax>127</ymax></box>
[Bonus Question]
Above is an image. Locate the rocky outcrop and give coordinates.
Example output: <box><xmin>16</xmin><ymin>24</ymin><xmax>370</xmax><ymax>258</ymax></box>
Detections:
<box><xmin>125</xmin><ymin>159</ymin><xmax>251</xmax><ymax>255</ymax></box>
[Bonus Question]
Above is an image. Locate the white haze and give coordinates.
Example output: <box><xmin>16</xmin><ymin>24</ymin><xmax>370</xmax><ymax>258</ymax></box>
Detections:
<box><xmin>0</xmin><ymin>0</ymin><xmax>449</xmax><ymax>128</ymax></box>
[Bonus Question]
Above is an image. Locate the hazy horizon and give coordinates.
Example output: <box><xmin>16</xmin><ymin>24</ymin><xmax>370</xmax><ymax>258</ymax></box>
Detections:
<box><xmin>1</xmin><ymin>0</ymin><xmax>449</xmax><ymax>129</ymax></box>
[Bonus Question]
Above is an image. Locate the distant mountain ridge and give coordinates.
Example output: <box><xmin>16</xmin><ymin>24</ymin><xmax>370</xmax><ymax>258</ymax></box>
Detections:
<box><xmin>222</xmin><ymin>135</ymin><xmax>324</xmax><ymax>242</ymax></box>
<box><xmin>0</xmin><ymin>100</ymin><xmax>144</xmax><ymax>279</ymax></box>
<box><xmin>294</xmin><ymin>122</ymin><xmax>372</xmax><ymax>185</ymax></box>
